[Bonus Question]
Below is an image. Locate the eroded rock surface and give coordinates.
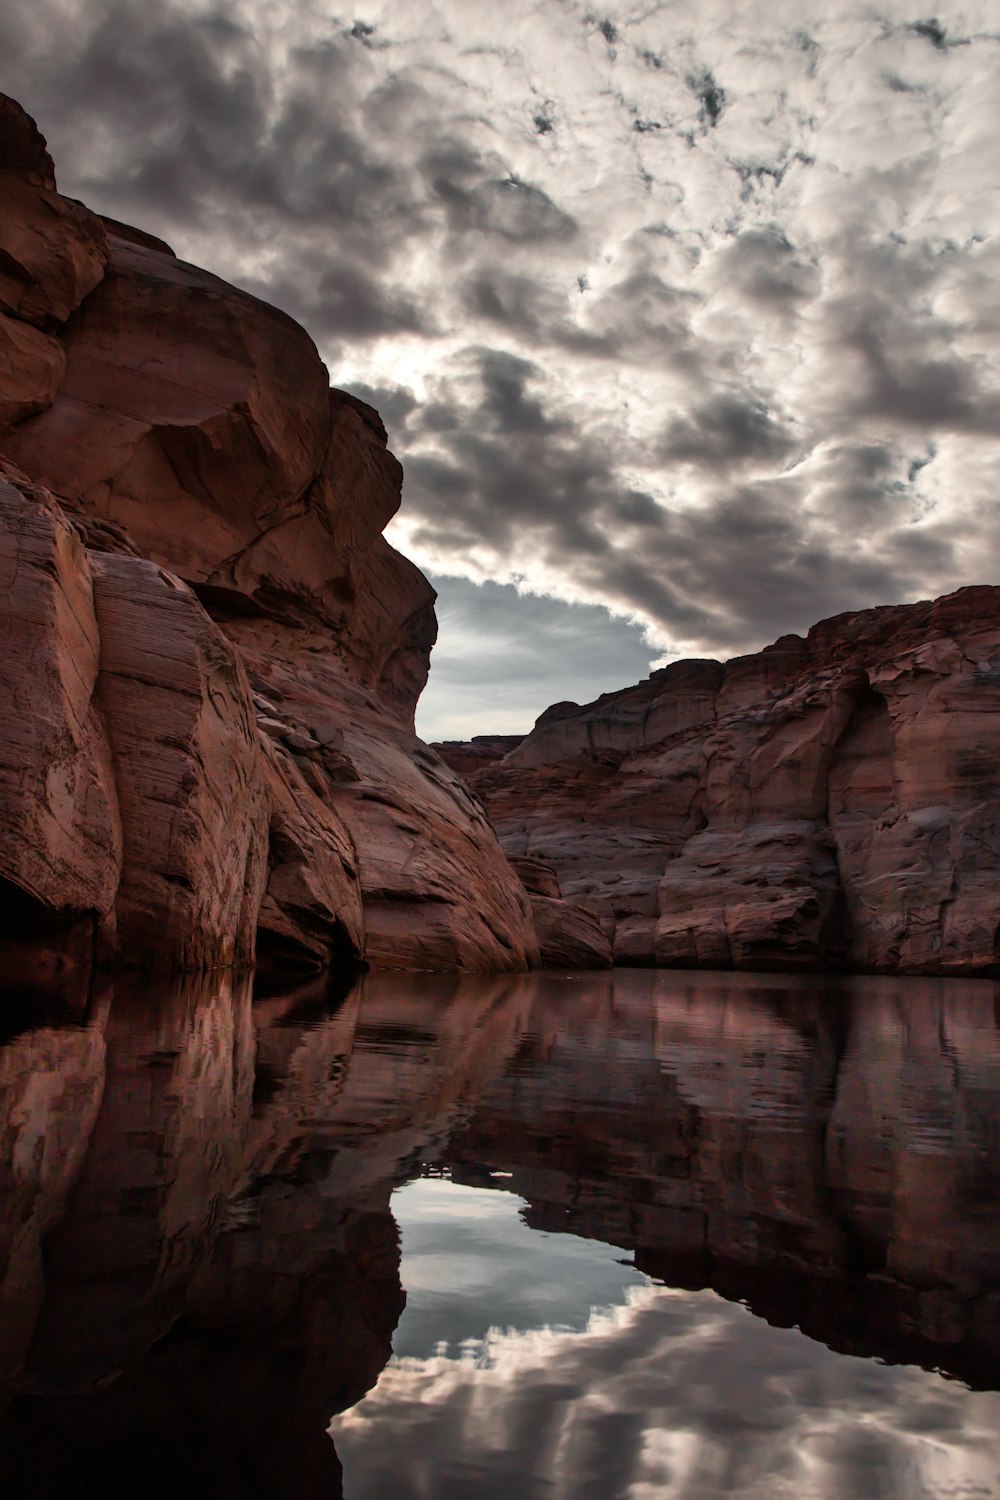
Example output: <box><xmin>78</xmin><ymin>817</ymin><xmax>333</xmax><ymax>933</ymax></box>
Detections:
<box><xmin>509</xmin><ymin>856</ymin><xmax>612</xmax><ymax>970</ymax></box>
<box><xmin>0</xmin><ymin>93</ymin><xmax>540</xmax><ymax>974</ymax></box>
<box><xmin>0</xmin><ymin>466</ymin><xmax>121</xmax><ymax>964</ymax></box>
<box><xmin>441</xmin><ymin>589</ymin><xmax>1000</xmax><ymax>976</ymax></box>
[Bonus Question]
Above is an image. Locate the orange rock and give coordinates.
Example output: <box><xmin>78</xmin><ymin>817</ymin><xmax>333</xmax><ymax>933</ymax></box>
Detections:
<box><xmin>91</xmin><ymin>553</ymin><xmax>270</xmax><ymax>970</ymax></box>
<box><xmin>4</xmin><ymin>235</ymin><xmax>330</xmax><ymax>581</ymax></box>
<box><xmin>529</xmin><ymin>894</ymin><xmax>613</xmax><ymax>969</ymax></box>
<box><xmin>0</xmin><ymin>96</ymin><xmax>106</xmax><ymax>329</ymax></box>
<box><xmin>226</xmin><ymin>619</ymin><xmax>539</xmax><ymax>972</ymax></box>
<box><xmin>0</xmin><ymin>314</ymin><xmax>65</xmax><ymax>430</ymax></box>
<box><xmin>256</xmin><ymin>740</ymin><xmax>365</xmax><ymax>973</ymax></box>
<box><xmin>0</xmin><ymin>464</ymin><xmax>121</xmax><ymax>947</ymax></box>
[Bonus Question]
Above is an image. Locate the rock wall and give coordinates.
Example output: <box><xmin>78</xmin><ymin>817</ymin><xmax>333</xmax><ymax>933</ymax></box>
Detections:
<box><xmin>0</xmin><ymin>94</ymin><xmax>538</xmax><ymax>975</ymax></box>
<box><xmin>440</xmin><ymin>589</ymin><xmax>1000</xmax><ymax>976</ymax></box>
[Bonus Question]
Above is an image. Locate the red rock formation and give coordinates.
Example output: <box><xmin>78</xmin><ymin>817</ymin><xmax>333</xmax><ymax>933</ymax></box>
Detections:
<box><xmin>445</xmin><ymin>590</ymin><xmax>1000</xmax><ymax>976</ymax></box>
<box><xmin>91</xmin><ymin>554</ymin><xmax>271</xmax><ymax>971</ymax></box>
<box><xmin>509</xmin><ymin>856</ymin><xmax>612</xmax><ymax>969</ymax></box>
<box><xmin>0</xmin><ymin>94</ymin><xmax>540</xmax><ymax>974</ymax></box>
<box><xmin>0</xmin><ymin>96</ymin><xmax>107</xmax><ymax>329</ymax></box>
<box><xmin>0</xmin><ymin>465</ymin><xmax>121</xmax><ymax>963</ymax></box>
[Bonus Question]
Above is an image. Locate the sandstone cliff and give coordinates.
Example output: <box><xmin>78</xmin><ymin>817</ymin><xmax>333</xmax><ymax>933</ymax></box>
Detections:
<box><xmin>0</xmin><ymin>94</ymin><xmax>545</xmax><ymax>975</ymax></box>
<box><xmin>439</xmin><ymin>588</ymin><xmax>1000</xmax><ymax>976</ymax></box>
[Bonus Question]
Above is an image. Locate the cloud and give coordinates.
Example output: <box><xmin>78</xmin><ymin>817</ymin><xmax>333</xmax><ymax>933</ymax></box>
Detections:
<box><xmin>415</xmin><ymin>574</ymin><xmax>658</xmax><ymax>739</ymax></box>
<box><xmin>659</xmin><ymin>392</ymin><xmax>797</xmax><ymax>471</ymax></box>
<box><xmin>1</xmin><ymin>0</ymin><xmax>999</xmax><ymax>722</ymax></box>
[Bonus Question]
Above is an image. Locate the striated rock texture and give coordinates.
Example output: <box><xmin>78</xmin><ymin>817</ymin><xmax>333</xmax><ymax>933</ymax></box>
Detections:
<box><xmin>440</xmin><ymin>588</ymin><xmax>1000</xmax><ymax>976</ymax></box>
<box><xmin>0</xmin><ymin>94</ymin><xmax>539</xmax><ymax>975</ymax></box>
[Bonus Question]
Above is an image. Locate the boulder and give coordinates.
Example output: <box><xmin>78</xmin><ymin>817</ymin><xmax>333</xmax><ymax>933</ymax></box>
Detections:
<box><xmin>529</xmin><ymin>895</ymin><xmax>614</xmax><ymax>969</ymax></box>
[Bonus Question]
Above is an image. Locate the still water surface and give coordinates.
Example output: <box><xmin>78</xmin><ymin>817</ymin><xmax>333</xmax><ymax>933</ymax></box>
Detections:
<box><xmin>1</xmin><ymin>968</ymin><xmax>1000</xmax><ymax>1497</ymax></box>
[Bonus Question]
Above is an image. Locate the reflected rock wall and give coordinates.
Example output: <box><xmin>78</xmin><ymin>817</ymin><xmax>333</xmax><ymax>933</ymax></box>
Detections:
<box><xmin>0</xmin><ymin>970</ymin><xmax>531</xmax><ymax>1496</ymax></box>
<box><xmin>4</xmin><ymin>969</ymin><xmax>1000</xmax><ymax>1498</ymax></box>
<box><xmin>443</xmin><ymin>971</ymin><xmax>1000</xmax><ymax>1384</ymax></box>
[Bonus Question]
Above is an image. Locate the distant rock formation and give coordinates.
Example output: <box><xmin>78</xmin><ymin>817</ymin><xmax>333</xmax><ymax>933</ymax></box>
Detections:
<box><xmin>0</xmin><ymin>93</ymin><xmax>553</xmax><ymax>975</ymax></box>
<box><xmin>437</xmin><ymin>588</ymin><xmax>1000</xmax><ymax>976</ymax></box>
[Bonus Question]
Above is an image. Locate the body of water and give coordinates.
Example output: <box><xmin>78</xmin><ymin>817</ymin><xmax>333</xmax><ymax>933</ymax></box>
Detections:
<box><xmin>1</xmin><ymin>968</ymin><xmax>999</xmax><ymax>1497</ymax></box>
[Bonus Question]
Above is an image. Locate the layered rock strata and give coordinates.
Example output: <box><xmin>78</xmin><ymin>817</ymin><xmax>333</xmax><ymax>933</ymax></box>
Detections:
<box><xmin>0</xmin><ymin>94</ymin><xmax>538</xmax><ymax>974</ymax></box>
<box><xmin>439</xmin><ymin>588</ymin><xmax>1000</xmax><ymax>976</ymax></box>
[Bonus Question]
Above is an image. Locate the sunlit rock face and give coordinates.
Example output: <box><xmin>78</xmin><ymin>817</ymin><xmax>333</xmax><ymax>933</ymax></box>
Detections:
<box><xmin>442</xmin><ymin>589</ymin><xmax>1000</xmax><ymax>975</ymax></box>
<box><xmin>0</xmin><ymin>93</ymin><xmax>538</xmax><ymax>974</ymax></box>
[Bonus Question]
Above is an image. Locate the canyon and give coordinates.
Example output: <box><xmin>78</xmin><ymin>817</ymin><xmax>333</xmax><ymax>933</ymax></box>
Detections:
<box><xmin>2</xmin><ymin>90</ymin><xmax>999</xmax><ymax>982</ymax></box>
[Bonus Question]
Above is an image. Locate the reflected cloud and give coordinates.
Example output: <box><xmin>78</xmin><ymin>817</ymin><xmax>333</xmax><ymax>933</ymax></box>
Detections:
<box><xmin>336</xmin><ymin>1282</ymin><xmax>1000</xmax><ymax>1500</ymax></box>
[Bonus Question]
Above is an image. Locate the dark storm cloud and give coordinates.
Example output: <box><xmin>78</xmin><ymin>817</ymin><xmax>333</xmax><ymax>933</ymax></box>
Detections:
<box><xmin>346</xmin><ymin>381</ymin><xmax>420</xmax><ymax>438</ymax></box>
<box><xmin>399</xmin><ymin>350</ymin><xmax>937</xmax><ymax>656</ymax></box>
<box><xmin>431</xmin><ymin>169</ymin><xmax>578</xmax><ymax>244</ymax></box>
<box><xmin>838</xmin><ymin>311</ymin><xmax>1000</xmax><ymax>434</ymax></box>
<box><xmin>247</xmin><ymin>261</ymin><xmax>429</xmax><ymax>341</ymax></box>
<box><xmin>462</xmin><ymin>268</ymin><xmax>565</xmax><ymax>338</ymax></box>
<box><xmin>688</xmin><ymin>67</ymin><xmax>726</xmax><ymax>128</ymax></box>
<box><xmin>713</xmin><ymin>228</ymin><xmax>821</xmax><ymax>308</ymax></box>
<box><xmin>0</xmin><ymin>2</ymin><xmax>423</xmax><ymax>259</ymax></box>
<box><xmin>660</xmin><ymin>392</ymin><xmax>797</xmax><ymax>471</ymax></box>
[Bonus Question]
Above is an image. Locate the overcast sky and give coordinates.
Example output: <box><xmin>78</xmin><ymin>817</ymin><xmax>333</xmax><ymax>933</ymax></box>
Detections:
<box><xmin>3</xmin><ymin>0</ymin><xmax>999</xmax><ymax>738</ymax></box>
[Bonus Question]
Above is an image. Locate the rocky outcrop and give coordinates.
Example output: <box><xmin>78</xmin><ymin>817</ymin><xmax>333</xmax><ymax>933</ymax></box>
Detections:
<box><xmin>0</xmin><ymin>94</ymin><xmax>540</xmax><ymax>975</ymax></box>
<box><xmin>441</xmin><ymin>588</ymin><xmax>1000</xmax><ymax>976</ymax></box>
<box><xmin>0</xmin><ymin>96</ymin><xmax>107</xmax><ymax>330</ymax></box>
<box><xmin>91</xmin><ymin>554</ymin><xmax>270</xmax><ymax>971</ymax></box>
<box><xmin>0</xmin><ymin>469</ymin><xmax>121</xmax><ymax>968</ymax></box>
<box><xmin>508</xmin><ymin>856</ymin><xmax>612</xmax><ymax>969</ymax></box>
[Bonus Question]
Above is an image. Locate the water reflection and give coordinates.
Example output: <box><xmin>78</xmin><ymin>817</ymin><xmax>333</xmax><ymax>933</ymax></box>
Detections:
<box><xmin>0</xmin><ymin>968</ymin><xmax>998</xmax><ymax>1496</ymax></box>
